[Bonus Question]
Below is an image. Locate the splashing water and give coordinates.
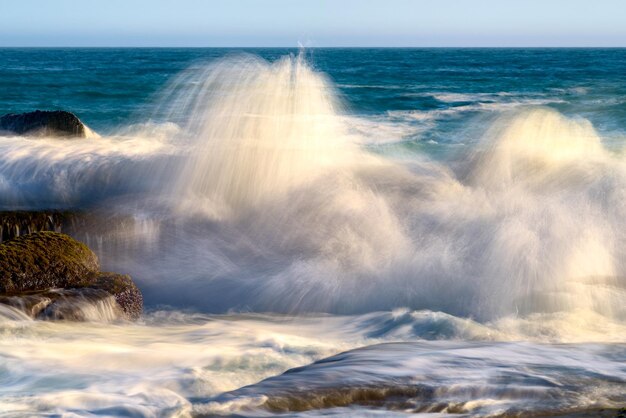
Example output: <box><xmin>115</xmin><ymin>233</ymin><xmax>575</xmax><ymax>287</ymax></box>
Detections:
<box><xmin>0</xmin><ymin>54</ymin><xmax>624</xmax><ymax>326</ymax></box>
<box><xmin>165</xmin><ymin>54</ymin><xmax>362</xmax><ymax>218</ymax></box>
<box><xmin>132</xmin><ymin>56</ymin><xmax>626</xmax><ymax>324</ymax></box>
<box><xmin>0</xmin><ymin>50</ymin><xmax>625</xmax><ymax>417</ymax></box>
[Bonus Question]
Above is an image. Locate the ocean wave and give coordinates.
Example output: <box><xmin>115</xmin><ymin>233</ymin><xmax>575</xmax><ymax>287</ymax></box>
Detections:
<box><xmin>431</xmin><ymin>91</ymin><xmax>515</xmax><ymax>103</ymax></box>
<box><xmin>387</xmin><ymin>98</ymin><xmax>567</xmax><ymax>123</ymax></box>
<box><xmin>0</xmin><ymin>55</ymin><xmax>624</xmax><ymax>328</ymax></box>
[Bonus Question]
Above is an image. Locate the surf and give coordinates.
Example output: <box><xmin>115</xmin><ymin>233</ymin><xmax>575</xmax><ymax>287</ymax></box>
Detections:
<box><xmin>1</xmin><ymin>48</ymin><xmax>626</xmax><ymax>418</ymax></box>
<box><xmin>0</xmin><ymin>54</ymin><xmax>624</xmax><ymax>330</ymax></box>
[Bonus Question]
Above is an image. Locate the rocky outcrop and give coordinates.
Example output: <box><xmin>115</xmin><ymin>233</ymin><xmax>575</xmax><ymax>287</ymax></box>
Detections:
<box><xmin>0</xmin><ymin>210</ymin><xmax>141</xmax><ymax>243</ymax></box>
<box><xmin>0</xmin><ymin>110</ymin><xmax>87</xmax><ymax>137</ymax></box>
<box><xmin>90</xmin><ymin>273</ymin><xmax>143</xmax><ymax>320</ymax></box>
<box><xmin>0</xmin><ymin>232</ymin><xmax>99</xmax><ymax>294</ymax></box>
<box><xmin>0</xmin><ymin>210</ymin><xmax>77</xmax><ymax>243</ymax></box>
<box><xmin>0</xmin><ymin>232</ymin><xmax>142</xmax><ymax>320</ymax></box>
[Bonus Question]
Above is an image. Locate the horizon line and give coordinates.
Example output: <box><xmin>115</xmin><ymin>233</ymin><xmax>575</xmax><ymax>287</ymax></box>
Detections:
<box><xmin>1</xmin><ymin>45</ymin><xmax>626</xmax><ymax>49</ymax></box>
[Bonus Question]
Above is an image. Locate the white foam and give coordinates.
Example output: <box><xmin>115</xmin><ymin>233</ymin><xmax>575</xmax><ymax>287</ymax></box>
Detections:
<box><xmin>0</xmin><ymin>310</ymin><xmax>623</xmax><ymax>416</ymax></box>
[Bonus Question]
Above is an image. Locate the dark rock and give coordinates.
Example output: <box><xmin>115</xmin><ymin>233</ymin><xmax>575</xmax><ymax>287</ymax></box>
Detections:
<box><xmin>0</xmin><ymin>110</ymin><xmax>87</xmax><ymax>137</ymax></box>
<box><xmin>0</xmin><ymin>231</ymin><xmax>99</xmax><ymax>294</ymax></box>
<box><xmin>0</xmin><ymin>210</ymin><xmax>75</xmax><ymax>243</ymax></box>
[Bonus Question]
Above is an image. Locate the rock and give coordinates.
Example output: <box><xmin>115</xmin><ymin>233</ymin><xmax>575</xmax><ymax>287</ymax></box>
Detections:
<box><xmin>38</xmin><ymin>288</ymin><xmax>123</xmax><ymax>321</ymax></box>
<box><xmin>90</xmin><ymin>273</ymin><xmax>143</xmax><ymax>320</ymax></box>
<box><xmin>0</xmin><ymin>232</ymin><xmax>143</xmax><ymax>320</ymax></box>
<box><xmin>0</xmin><ymin>210</ymin><xmax>144</xmax><ymax>243</ymax></box>
<box><xmin>0</xmin><ymin>210</ymin><xmax>73</xmax><ymax>243</ymax></box>
<box><xmin>0</xmin><ymin>288</ymin><xmax>122</xmax><ymax>321</ymax></box>
<box><xmin>0</xmin><ymin>110</ymin><xmax>87</xmax><ymax>137</ymax></box>
<box><xmin>0</xmin><ymin>232</ymin><xmax>99</xmax><ymax>294</ymax></box>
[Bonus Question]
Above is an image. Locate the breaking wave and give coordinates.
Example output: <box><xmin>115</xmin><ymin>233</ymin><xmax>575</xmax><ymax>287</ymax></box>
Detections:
<box><xmin>0</xmin><ymin>54</ymin><xmax>624</xmax><ymax>329</ymax></box>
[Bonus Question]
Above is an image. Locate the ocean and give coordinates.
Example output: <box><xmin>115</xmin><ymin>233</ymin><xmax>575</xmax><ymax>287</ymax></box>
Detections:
<box><xmin>0</xmin><ymin>48</ymin><xmax>625</xmax><ymax>417</ymax></box>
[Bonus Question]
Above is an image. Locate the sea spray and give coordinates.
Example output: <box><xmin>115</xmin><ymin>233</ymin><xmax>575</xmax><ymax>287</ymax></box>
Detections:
<box><xmin>161</xmin><ymin>54</ymin><xmax>363</xmax><ymax>219</ymax></box>
<box><xmin>147</xmin><ymin>57</ymin><xmax>626</xmax><ymax>321</ymax></box>
<box><xmin>0</xmin><ymin>54</ymin><xmax>624</xmax><ymax>326</ymax></box>
<box><xmin>458</xmin><ymin>108</ymin><xmax>624</xmax><ymax>319</ymax></box>
<box><xmin>1</xmin><ymin>48</ymin><xmax>626</xmax><ymax>417</ymax></box>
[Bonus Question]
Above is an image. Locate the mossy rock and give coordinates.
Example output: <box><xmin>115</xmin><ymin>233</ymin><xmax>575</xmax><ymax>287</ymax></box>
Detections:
<box><xmin>91</xmin><ymin>273</ymin><xmax>143</xmax><ymax>320</ymax></box>
<box><xmin>0</xmin><ymin>232</ymin><xmax>143</xmax><ymax>320</ymax></box>
<box><xmin>0</xmin><ymin>231</ymin><xmax>99</xmax><ymax>294</ymax></box>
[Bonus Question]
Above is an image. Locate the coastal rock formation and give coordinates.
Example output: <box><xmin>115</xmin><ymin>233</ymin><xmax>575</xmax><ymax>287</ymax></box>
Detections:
<box><xmin>90</xmin><ymin>273</ymin><xmax>143</xmax><ymax>320</ymax></box>
<box><xmin>0</xmin><ymin>210</ymin><xmax>149</xmax><ymax>243</ymax></box>
<box><xmin>0</xmin><ymin>211</ymin><xmax>79</xmax><ymax>243</ymax></box>
<box><xmin>0</xmin><ymin>232</ymin><xmax>142</xmax><ymax>320</ymax></box>
<box><xmin>0</xmin><ymin>231</ymin><xmax>99</xmax><ymax>293</ymax></box>
<box><xmin>0</xmin><ymin>110</ymin><xmax>87</xmax><ymax>137</ymax></box>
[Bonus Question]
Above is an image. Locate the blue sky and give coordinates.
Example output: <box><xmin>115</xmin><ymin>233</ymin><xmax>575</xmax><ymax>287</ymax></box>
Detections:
<box><xmin>1</xmin><ymin>0</ymin><xmax>625</xmax><ymax>47</ymax></box>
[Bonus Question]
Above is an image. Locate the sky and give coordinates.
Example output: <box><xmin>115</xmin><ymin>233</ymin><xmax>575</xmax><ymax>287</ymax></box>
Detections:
<box><xmin>1</xmin><ymin>0</ymin><xmax>625</xmax><ymax>47</ymax></box>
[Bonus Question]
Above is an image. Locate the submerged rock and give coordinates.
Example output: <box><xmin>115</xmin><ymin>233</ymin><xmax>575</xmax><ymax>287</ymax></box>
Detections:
<box><xmin>38</xmin><ymin>288</ymin><xmax>121</xmax><ymax>321</ymax></box>
<box><xmin>0</xmin><ymin>110</ymin><xmax>87</xmax><ymax>137</ymax></box>
<box><xmin>0</xmin><ymin>232</ymin><xmax>142</xmax><ymax>320</ymax></box>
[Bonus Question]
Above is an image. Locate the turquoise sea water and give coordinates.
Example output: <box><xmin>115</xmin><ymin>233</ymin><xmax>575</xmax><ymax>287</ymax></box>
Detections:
<box><xmin>0</xmin><ymin>49</ymin><xmax>625</xmax><ymax>417</ymax></box>
<box><xmin>2</xmin><ymin>48</ymin><xmax>626</xmax><ymax>136</ymax></box>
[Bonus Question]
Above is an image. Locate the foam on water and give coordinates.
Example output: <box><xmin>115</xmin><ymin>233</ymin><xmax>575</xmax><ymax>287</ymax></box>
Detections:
<box><xmin>0</xmin><ymin>309</ymin><xmax>623</xmax><ymax>416</ymax></box>
<box><xmin>0</xmin><ymin>127</ymin><xmax>178</xmax><ymax>208</ymax></box>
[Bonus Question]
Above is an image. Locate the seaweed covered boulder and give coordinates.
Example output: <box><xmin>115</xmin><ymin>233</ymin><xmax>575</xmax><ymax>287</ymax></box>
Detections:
<box><xmin>0</xmin><ymin>232</ymin><xmax>99</xmax><ymax>293</ymax></box>
<box><xmin>0</xmin><ymin>110</ymin><xmax>87</xmax><ymax>137</ymax></box>
<box><xmin>0</xmin><ymin>232</ymin><xmax>142</xmax><ymax>320</ymax></box>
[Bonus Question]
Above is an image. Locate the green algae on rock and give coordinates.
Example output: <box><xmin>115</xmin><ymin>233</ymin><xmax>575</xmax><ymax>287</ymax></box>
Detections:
<box><xmin>91</xmin><ymin>273</ymin><xmax>143</xmax><ymax>320</ymax></box>
<box><xmin>0</xmin><ymin>231</ymin><xmax>99</xmax><ymax>294</ymax></box>
<box><xmin>0</xmin><ymin>232</ymin><xmax>143</xmax><ymax>320</ymax></box>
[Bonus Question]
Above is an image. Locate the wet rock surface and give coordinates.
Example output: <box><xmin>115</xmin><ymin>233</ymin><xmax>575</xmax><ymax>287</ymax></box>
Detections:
<box><xmin>91</xmin><ymin>273</ymin><xmax>143</xmax><ymax>320</ymax></box>
<box><xmin>0</xmin><ymin>210</ymin><xmax>78</xmax><ymax>243</ymax></box>
<box><xmin>0</xmin><ymin>110</ymin><xmax>87</xmax><ymax>137</ymax></box>
<box><xmin>0</xmin><ymin>231</ymin><xmax>99</xmax><ymax>294</ymax></box>
<box><xmin>0</xmin><ymin>232</ymin><xmax>142</xmax><ymax>320</ymax></box>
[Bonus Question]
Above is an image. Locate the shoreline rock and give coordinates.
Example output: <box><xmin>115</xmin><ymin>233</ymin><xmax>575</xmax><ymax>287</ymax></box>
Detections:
<box><xmin>91</xmin><ymin>273</ymin><xmax>143</xmax><ymax>320</ymax></box>
<box><xmin>0</xmin><ymin>231</ymin><xmax>99</xmax><ymax>294</ymax></box>
<box><xmin>0</xmin><ymin>210</ymin><xmax>79</xmax><ymax>243</ymax></box>
<box><xmin>0</xmin><ymin>110</ymin><xmax>87</xmax><ymax>137</ymax></box>
<box><xmin>0</xmin><ymin>232</ymin><xmax>142</xmax><ymax>320</ymax></box>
